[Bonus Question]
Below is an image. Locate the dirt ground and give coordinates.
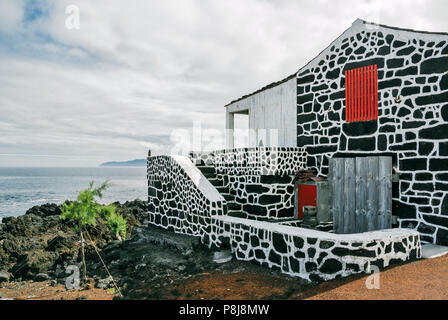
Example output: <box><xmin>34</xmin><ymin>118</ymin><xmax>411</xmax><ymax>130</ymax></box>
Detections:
<box><xmin>304</xmin><ymin>254</ymin><xmax>448</xmax><ymax>300</ymax></box>
<box><xmin>0</xmin><ymin>280</ymin><xmax>114</xmax><ymax>300</ymax></box>
<box><xmin>1</xmin><ymin>255</ymin><xmax>447</xmax><ymax>300</ymax></box>
<box><xmin>161</xmin><ymin>254</ymin><xmax>448</xmax><ymax>300</ymax></box>
<box><xmin>160</xmin><ymin>271</ymin><xmax>310</xmax><ymax>300</ymax></box>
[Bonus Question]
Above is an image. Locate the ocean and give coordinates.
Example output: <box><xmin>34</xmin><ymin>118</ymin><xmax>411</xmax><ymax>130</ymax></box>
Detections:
<box><xmin>0</xmin><ymin>167</ymin><xmax>147</xmax><ymax>221</ymax></box>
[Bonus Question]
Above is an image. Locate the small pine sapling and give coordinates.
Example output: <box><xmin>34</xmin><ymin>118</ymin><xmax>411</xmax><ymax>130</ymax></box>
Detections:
<box><xmin>101</xmin><ymin>205</ymin><xmax>128</xmax><ymax>241</ymax></box>
<box><xmin>60</xmin><ymin>181</ymin><xmax>128</xmax><ymax>281</ymax></box>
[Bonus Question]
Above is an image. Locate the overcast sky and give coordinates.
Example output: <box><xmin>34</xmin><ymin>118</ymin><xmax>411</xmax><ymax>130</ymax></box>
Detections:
<box><xmin>0</xmin><ymin>0</ymin><xmax>447</xmax><ymax>167</ymax></box>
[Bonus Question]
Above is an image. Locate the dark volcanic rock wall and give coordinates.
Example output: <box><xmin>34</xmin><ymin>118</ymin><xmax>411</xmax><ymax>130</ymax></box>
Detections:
<box><xmin>147</xmin><ymin>155</ymin><xmax>225</xmax><ymax>241</ymax></box>
<box><xmin>222</xmin><ymin>174</ymin><xmax>297</xmax><ymax>220</ymax></box>
<box><xmin>191</xmin><ymin>148</ymin><xmax>308</xmax><ymax>220</ymax></box>
<box><xmin>296</xmin><ymin>21</ymin><xmax>448</xmax><ymax>245</ymax></box>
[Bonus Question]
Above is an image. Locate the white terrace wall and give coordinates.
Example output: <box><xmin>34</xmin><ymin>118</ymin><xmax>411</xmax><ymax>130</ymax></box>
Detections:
<box><xmin>210</xmin><ymin>215</ymin><xmax>421</xmax><ymax>282</ymax></box>
<box><xmin>296</xmin><ymin>19</ymin><xmax>448</xmax><ymax>245</ymax></box>
<box><xmin>213</xmin><ymin>147</ymin><xmax>308</xmax><ymax>176</ymax></box>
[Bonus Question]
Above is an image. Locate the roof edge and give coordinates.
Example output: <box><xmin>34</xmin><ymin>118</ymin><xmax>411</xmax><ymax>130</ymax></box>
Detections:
<box><xmin>361</xmin><ymin>19</ymin><xmax>448</xmax><ymax>37</ymax></box>
<box><xmin>297</xmin><ymin>18</ymin><xmax>448</xmax><ymax>75</ymax></box>
<box><xmin>225</xmin><ymin>18</ymin><xmax>448</xmax><ymax>108</ymax></box>
<box><xmin>224</xmin><ymin>73</ymin><xmax>296</xmax><ymax>107</ymax></box>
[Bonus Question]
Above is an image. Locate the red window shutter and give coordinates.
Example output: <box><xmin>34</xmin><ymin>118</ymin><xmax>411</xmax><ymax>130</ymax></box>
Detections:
<box><xmin>345</xmin><ymin>64</ymin><xmax>378</xmax><ymax>122</ymax></box>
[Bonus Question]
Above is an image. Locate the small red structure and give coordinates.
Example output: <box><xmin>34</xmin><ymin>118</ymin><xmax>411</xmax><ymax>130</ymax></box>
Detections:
<box><xmin>296</xmin><ymin>184</ymin><xmax>317</xmax><ymax>219</ymax></box>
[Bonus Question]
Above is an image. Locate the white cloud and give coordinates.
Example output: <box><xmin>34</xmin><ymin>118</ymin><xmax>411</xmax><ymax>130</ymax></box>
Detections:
<box><xmin>0</xmin><ymin>0</ymin><xmax>446</xmax><ymax>166</ymax></box>
<box><xmin>0</xmin><ymin>0</ymin><xmax>26</xmax><ymax>34</ymax></box>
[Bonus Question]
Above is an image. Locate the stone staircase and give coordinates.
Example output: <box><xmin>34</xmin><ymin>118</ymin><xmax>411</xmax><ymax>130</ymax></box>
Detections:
<box><xmin>194</xmin><ymin>160</ymin><xmax>247</xmax><ymax>219</ymax></box>
<box><xmin>195</xmin><ymin>160</ymin><xmax>299</xmax><ymax>222</ymax></box>
<box><xmin>191</xmin><ymin>152</ymin><xmax>333</xmax><ymax>229</ymax></box>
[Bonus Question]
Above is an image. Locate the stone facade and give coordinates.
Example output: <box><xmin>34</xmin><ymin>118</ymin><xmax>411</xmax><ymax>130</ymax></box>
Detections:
<box><xmin>146</xmin><ymin>20</ymin><xmax>441</xmax><ymax>282</ymax></box>
<box><xmin>147</xmin><ymin>155</ymin><xmax>225</xmax><ymax>237</ymax></box>
<box><xmin>296</xmin><ymin>20</ymin><xmax>448</xmax><ymax>245</ymax></box>
<box><xmin>190</xmin><ymin>147</ymin><xmax>307</xmax><ymax>220</ymax></box>
<box><xmin>210</xmin><ymin>215</ymin><xmax>421</xmax><ymax>282</ymax></box>
<box><xmin>147</xmin><ymin>149</ymin><xmax>421</xmax><ymax>282</ymax></box>
<box><xmin>221</xmin><ymin>174</ymin><xmax>296</xmax><ymax>220</ymax></box>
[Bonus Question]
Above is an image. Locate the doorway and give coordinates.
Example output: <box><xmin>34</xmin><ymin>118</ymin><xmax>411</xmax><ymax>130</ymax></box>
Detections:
<box><xmin>233</xmin><ymin>110</ymin><xmax>249</xmax><ymax>148</ymax></box>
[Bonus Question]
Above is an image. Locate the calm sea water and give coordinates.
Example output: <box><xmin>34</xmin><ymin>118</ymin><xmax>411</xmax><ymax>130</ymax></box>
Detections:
<box><xmin>0</xmin><ymin>167</ymin><xmax>147</xmax><ymax>220</ymax></box>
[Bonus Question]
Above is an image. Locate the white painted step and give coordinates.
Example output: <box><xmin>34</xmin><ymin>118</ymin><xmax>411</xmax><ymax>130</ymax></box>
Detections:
<box><xmin>213</xmin><ymin>250</ymin><xmax>233</xmax><ymax>264</ymax></box>
<box><xmin>421</xmin><ymin>244</ymin><xmax>448</xmax><ymax>259</ymax></box>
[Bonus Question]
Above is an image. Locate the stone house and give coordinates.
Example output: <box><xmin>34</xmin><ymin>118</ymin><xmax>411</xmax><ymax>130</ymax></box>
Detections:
<box><xmin>147</xmin><ymin>19</ymin><xmax>447</xmax><ymax>281</ymax></box>
<box><xmin>225</xmin><ymin>19</ymin><xmax>448</xmax><ymax>245</ymax></box>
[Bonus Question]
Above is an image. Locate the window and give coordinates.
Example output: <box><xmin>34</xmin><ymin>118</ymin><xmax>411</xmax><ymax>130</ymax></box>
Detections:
<box><xmin>345</xmin><ymin>65</ymin><xmax>378</xmax><ymax>122</ymax></box>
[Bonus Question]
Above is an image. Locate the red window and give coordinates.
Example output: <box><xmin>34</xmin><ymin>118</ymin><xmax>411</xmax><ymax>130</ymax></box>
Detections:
<box><xmin>345</xmin><ymin>65</ymin><xmax>378</xmax><ymax>122</ymax></box>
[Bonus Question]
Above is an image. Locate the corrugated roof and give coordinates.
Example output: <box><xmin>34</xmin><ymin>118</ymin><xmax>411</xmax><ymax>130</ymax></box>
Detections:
<box><xmin>224</xmin><ymin>73</ymin><xmax>296</xmax><ymax>107</ymax></box>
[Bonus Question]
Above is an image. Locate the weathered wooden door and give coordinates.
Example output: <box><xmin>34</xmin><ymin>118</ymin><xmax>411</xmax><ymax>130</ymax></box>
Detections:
<box><xmin>328</xmin><ymin>156</ymin><xmax>392</xmax><ymax>234</ymax></box>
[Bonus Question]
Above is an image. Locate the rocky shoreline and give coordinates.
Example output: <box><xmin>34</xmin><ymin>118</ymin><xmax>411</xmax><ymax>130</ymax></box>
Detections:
<box><xmin>0</xmin><ymin>200</ymin><xmax>221</xmax><ymax>299</ymax></box>
<box><xmin>1</xmin><ymin>200</ymin><xmax>304</xmax><ymax>300</ymax></box>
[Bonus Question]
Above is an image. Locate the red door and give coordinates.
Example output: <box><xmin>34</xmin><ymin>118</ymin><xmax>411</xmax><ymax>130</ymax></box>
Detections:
<box><xmin>297</xmin><ymin>184</ymin><xmax>317</xmax><ymax>219</ymax></box>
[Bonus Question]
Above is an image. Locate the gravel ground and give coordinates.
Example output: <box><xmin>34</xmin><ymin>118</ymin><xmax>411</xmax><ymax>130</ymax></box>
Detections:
<box><xmin>0</xmin><ymin>280</ymin><xmax>113</xmax><ymax>300</ymax></box>
<box><xmin>2</xmin><ymin>202</ymin><xmax>447</xmax><ymax>300</ymax></box>
<box><xmin>303</xmin><ymin>254</ymin><xmax>448</xmax><ymax>300</ymax></box>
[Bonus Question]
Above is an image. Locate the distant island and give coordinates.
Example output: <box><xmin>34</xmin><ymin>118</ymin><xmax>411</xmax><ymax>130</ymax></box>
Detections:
<box><xmin>100</xmin><ymin>159</ymin><xmax>146</xmax><ymax>167</ymax></box>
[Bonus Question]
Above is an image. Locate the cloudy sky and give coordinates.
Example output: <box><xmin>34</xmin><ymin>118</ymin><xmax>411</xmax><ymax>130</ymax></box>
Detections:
<box><xmin>0</xmin><ymin>0</ymin><xmax>447</xmax><ymax>167</ymax></box>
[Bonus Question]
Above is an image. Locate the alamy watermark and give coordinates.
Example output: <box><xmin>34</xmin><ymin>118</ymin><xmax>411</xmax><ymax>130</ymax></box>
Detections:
<box><xmin>65</xmin><ymin>265</ymin><xmax>80</xmax><ymax>290</ymax></box>
<box><xmin>169</xmin><ymin>121</ymin><xmax>280</xmax><ymax>154</ymax></box>
<box><xmin>65</xmin><ymin>5</ymin><xmax>80</xmax><ymax>30</ymax></box>
<box><xmin>168</xmin><ymin>120</ymin><xmax>282</xmax><ymax>171</ymax></box>
<box><xmin>365</xmin><ymin>265</ymin><xmax>380</xmax><ymax>290</ymax></box>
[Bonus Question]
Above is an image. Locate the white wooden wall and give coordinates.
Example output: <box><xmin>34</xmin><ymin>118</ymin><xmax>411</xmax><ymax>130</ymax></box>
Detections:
<box><xmin>226</xmin><ymin>77</ymin><xmax>297</xmax><ymax>148</ymax></box>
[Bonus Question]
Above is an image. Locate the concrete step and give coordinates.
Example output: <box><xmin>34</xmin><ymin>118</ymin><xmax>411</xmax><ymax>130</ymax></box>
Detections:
<box><xmin>202</xmin><ymin>172</ymin><xmax>217</xmax><ymax>179</ymax></box>
<box><xmin>196</xmin><ymin>166</ymin><xmax>216</xmax><ymax>174</ymax></box>
<box><xmin>213</xmin><ymin>250</ymin><xmax>233</xmax><ymax>264</ymax></box>
<box><xmin>422</xmin><ymin>244</ymin><xmax>448</xmax><ymax>259</ymax></box>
